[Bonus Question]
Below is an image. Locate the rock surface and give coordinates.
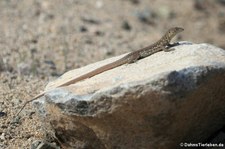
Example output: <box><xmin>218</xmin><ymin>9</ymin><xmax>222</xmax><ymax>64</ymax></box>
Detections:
<box><xmin>34</xmin><ymin>42</ymin><xmax>225</xmax><ymax>149</ymax></box>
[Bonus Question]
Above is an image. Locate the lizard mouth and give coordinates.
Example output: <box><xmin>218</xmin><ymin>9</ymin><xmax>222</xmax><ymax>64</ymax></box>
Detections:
<box><xmin>176</xmin><ymin>27</ymin><xmax>184</xmax><ymax>32</ymax></box>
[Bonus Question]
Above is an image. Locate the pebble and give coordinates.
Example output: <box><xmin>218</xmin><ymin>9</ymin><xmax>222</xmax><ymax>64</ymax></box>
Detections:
<box><xmin>218</xmin><ymin>19</ymin><xmax>225</xmax><ymax>33</ymax></box>
<box><xmin>10</xmin><ymin>116</ymin><xmax>20</xmax><ymax>125</ymax></box>
<box><xmin>31</xmin><ymin>140</ymin><xmax>60</xmax><ymax>149</ymax></box>
<box><xmin>95</xmin><ymin>0</ymin><xmax>103</xmax><ymax>8</ymax></box>
<box><xmin>157</xmin><ymin>6</ymin><xmax>173</xmax><ymax>19</ymax></box>
<box><xmin>0</xmin><ymin>57</ymin><xmax>5</xmax><ymax>71</ymax></box>
<box><xmin>0</xmin><ymin>133</ymin><xmax>5</xmax><ymax>140</ymax></box>
<box><xmin>121</xmin><ymin>20</ymin><xmax>132</xmax><ymax>31</ymax></box>
<box><xmin>129</xmin><ymin>0</ymin><xmax>139</xmax><ymax>4</ymax></box>
<box><xmin>17</xmin><ymin>62</ymin><xmax>32</xmax><ymax>75</ymax></box>
<box><xmin>95</xmin><ymin>30</ymin><xmax>104</xmax><ymax>36</ymax></box>
<box><xmin>79</xmin><ymin>25</ymin><xmax>88</xmax><ymax>32</ymax></box>
<box><xmin>0</xmin><ymin>111</ymin><xmax>7</xmax><ymax>117</ymax></box>
<box><xmin>81</xmin><ymin>16</ymin><xmax>100</xmax><ymax>24</ymax></box>
<box><xmin>194</xmin><ymin>0</ymin><xmax>207</xmax><ymax>10</ymax></box>
<box><xmin>44</xmin><ymin>60</ymin><xmax>56</xmax><ymax>70</ymax></box>
<box><xmin>31</xmin><ymin>140</ymin><xmax>42</xmax><ymax>149</ymax></box>
<box><xmin>217</xmin><ymin>0</ymin><xmax>225</xmax><ymax>5</ymax></box>
<box><xmin>135</xmin><ymin>9</ymin><xmax>157</xmax><ymax>25</ymax></box>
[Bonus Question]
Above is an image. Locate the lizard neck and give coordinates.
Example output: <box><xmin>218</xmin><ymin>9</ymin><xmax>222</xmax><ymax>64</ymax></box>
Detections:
<box><xmin>156</xmin><ymin>30</ymin><xmax>176</xmax><ymax>46</ymax></box>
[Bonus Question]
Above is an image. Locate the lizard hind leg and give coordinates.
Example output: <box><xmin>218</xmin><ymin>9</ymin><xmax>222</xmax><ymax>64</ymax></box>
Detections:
<box><xmin>127</xmin><ymin>54</ymin><xmax>140</xmax><ymax>64</ymax></box>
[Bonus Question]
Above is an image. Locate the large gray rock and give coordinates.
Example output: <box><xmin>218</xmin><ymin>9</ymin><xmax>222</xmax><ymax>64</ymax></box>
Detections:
<box><xmin>34</xmin><ymin>42</ymin><xmax>225</xmax><ymax>149</ymax></box>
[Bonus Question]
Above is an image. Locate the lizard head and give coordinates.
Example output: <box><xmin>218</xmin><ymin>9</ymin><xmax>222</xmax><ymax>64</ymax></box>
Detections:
<box><xmin>167</xmin><ymin>27</ymin><xmax>184</xmax><ymax>39</ymax></box>
<box><xmin>159</xmin><ymin>27</ymin><xmax>184</xmax><ymax>46</ymax></box>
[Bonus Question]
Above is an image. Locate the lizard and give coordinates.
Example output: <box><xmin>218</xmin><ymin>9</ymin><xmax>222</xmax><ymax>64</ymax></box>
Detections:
<box><xmin>15</xmin><ymin>27</ymin><xmax>184</xmax><ymax>117</ymax></box>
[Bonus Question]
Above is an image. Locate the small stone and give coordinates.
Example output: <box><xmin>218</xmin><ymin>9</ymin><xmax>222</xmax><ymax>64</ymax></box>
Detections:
<box><xmin>79</xmin><ymin>25</ymin><xmax>88</xmax><ymax>32</ymax></box>
<box><xmin>95</xmin><ymin>30</ymin><xmax>104</xmax><ymax>36</ymax></box>
<box><xmin>95</xmin><ymin>0</ymin><xmax>103</xmax><ymax>8</ymax></box>
<box><xmin>157</xmin><ymin>6</ymin><xmax>173</xmax><ymax>19</ymax></box>
<box><xmin>85</xmin><ymin>39</ymin><xmax>93</xmax><ymax>44</ymax></box>
<box><xmin>44</xmin><ymin>60</ymin><xmax>56</xmax><ymax>70</ymax></box>
<box><xmin>1</xmin><ymin>125</ymin><xmax>7</xmax><ymax>129</ymax></box>
<box><xmin>218</xmin><ymin>19</ymin><xmax>225</xmax><ymax>33</ymax></box>
<box><xmin>30</xmin><ymin>48</ymin><xmax>37</xmax><ymax>54</ymax></box>
<box><xmin>194</xmin><ymin>0</ymin><xmax>208</xmax><ymax>10</ymax></box>
<box><xmin>81</xmin><ymin>16</ymin><xmax>100</xmax><ymax>24</ymax></box>
<box><xmin>217</xmin><ymin>0</ymin><xmax>225</xmax><ymax>5</ymax></box>
<box><xmin>135</xmin><ymin>9</ymin><xmax>157</xmax><ymax>25</ymax></box>
<box><xmin>31</xmin><ymin>140</ymin><xmax>42</xmax><ymax>149</ymax></box>
<box><xmin>129</xmin><ymin>0</ymin><xmax>139</xmax><ymax>4</ymax></box>
<box><xmin>0</xmin><ymin>112</ymin><xmax>6</xmax><ymax>117</ymax></box>
<box><xmin>0</xmin><ymin>133</ymin><xmax>5</xmax><ymax>140</ymax></box>
<box><xmin>10</xmin><ymin>116</ymin><xmax>20</xmax><ymax>125</ymax></box>
<box><xmin>17</xmin><ymin>62</ymin><xmax>31</xmax><ymax>75</ymax></box>
<box><xmin>31</xmin><ymin>140</ymin><xmax>60</xmax><ymax>149</ymax></box>
<box><xmin>31</xmin><ymin>39</ymin><xmax>38</xmax><ymax>44</ymax></box>
<box><xmin>11</xmin><ymin>98</ymin><xmax>22</xmax><ymax>105</ymax></box>
<box><xmin>121</xmin><ymin>20</ymin><xmax>132</xmax><ymax>31</ymax></box>
<box><xmin>0</xmin><ymin>56</ymin><xmax>5</xmax><ymax>71</ymax></box>
<box><xmin>218</xmin><ymin>11</ymin><xmax>225</xmax><ymax>17</ymax></box>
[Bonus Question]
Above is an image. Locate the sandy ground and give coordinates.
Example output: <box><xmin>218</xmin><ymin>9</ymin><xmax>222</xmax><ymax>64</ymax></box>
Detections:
<box><xmin>0</xmin><ymin>0</ymin><xmax>225</xmax><ymax>148</ymax></box>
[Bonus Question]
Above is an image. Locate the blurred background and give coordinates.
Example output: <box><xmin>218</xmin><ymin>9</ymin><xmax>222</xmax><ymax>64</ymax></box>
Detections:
<box><xmin>0</xmin><ymin>0</ymin><xmax>225</xmax><ymax>148</ymax></box>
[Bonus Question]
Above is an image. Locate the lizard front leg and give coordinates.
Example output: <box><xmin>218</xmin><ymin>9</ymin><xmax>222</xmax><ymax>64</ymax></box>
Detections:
<box><xmin>163</xmin><ymin>42</ymin><xmax>181</xmax><ymax>52</ymax></box>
